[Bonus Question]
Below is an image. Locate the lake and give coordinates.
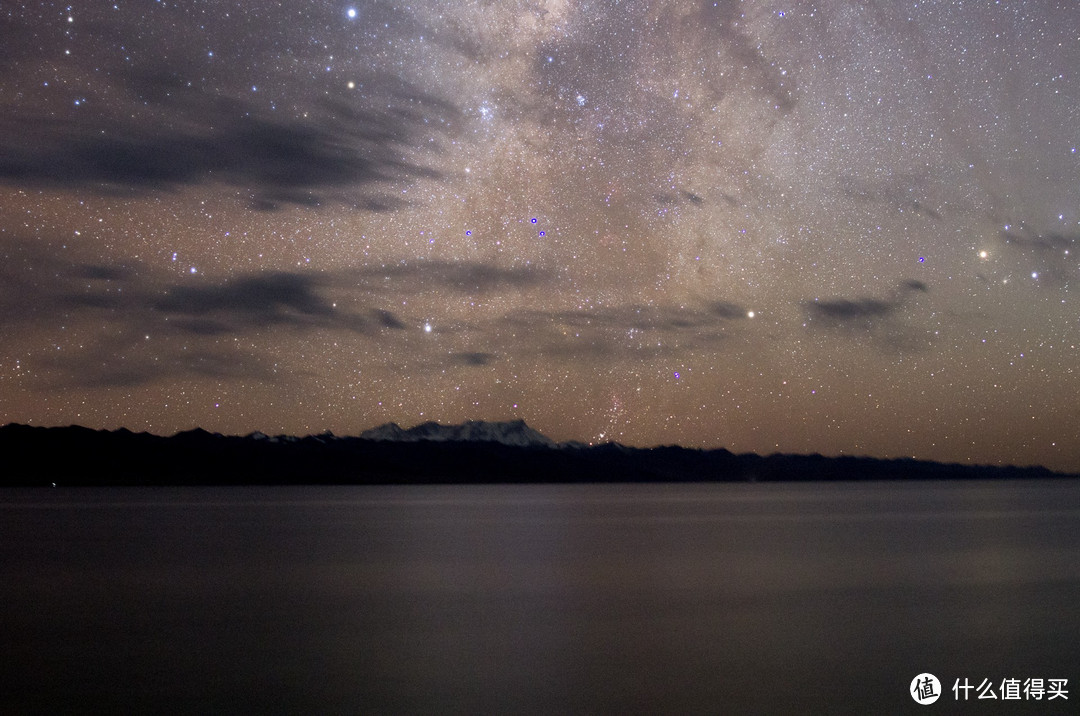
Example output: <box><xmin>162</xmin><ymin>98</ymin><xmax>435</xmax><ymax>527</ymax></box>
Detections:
<box><xmin>2</xmin><ymin>481</ymin><xmax>1078</xmax><ymax>714</ymax></box>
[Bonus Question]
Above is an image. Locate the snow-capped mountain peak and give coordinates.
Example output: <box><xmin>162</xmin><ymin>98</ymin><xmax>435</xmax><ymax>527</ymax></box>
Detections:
<box><xmin>359</xmin><ymin>419</ymin><xmax>554</xmax><ymax>447</ymax></box>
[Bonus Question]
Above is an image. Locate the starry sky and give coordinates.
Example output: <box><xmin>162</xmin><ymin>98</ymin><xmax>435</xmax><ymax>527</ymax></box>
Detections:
<box><xmin>1</xmin><ymin>0</ymin><xmax>1079</xmax><ymax>471</ymax></box>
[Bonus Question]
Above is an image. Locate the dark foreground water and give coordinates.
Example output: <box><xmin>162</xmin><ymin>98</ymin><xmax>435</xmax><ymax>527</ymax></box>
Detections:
<box><xmin>2</xmin><ymin>481</ymin><xmax>1079</xmax><ymax>715</ymax></box>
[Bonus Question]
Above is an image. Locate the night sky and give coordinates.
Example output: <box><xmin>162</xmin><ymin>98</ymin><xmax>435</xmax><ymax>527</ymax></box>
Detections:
<box><xmin>1</xmin><ymin>0</ymin><xmax>1078</xmax><ymax>471</ymax></box>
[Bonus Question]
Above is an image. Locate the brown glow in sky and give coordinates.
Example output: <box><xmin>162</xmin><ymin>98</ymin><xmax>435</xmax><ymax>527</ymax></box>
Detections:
<box><xmin>1</xmin><ymin>0</ymin><xmax>1079</xmax><ymax>470</ymax></box>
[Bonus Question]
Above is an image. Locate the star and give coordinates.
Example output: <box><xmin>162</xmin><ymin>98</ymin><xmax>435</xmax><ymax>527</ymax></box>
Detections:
<box><xmin>0</xmin><ymin>0</ymin><xmax>1076</xmax><ymax>471</ymax></box>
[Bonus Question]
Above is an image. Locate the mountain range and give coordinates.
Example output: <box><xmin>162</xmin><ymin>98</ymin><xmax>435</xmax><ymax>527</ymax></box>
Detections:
<box><xmin>358</xmin><ymin>419</ymin><xmax>556</xmax><ymax>447</ymax></box>
<box><xmin>0</xmin><ymin>421</ymin><xmax>1072</xmax><ymax>486</ymax></box>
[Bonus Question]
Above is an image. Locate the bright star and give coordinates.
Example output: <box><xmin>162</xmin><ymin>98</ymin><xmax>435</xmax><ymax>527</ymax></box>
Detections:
<box><xmin>347</xmin><ymin>7</ymin><xmax>357</xmax><ymax>19</ymax></box>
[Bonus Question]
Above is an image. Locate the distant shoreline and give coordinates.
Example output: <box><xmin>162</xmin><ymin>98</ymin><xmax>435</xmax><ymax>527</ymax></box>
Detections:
<box><xmin>1</xmin><ymin>423</ymin><xmax>1073</xmax><ymax>487</ymax></box>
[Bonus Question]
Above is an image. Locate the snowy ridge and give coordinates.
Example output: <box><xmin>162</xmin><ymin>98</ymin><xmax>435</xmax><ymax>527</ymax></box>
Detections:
<box><xmin>359</xmin><ymin>419</ymin><xmax>555</xmax><ymax>447</ymax></box>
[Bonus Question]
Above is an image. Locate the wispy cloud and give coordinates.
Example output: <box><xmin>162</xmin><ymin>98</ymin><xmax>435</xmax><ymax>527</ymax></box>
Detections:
<box><xmin>0</xmin><ymin>72</ymin><xmax>456</xmax><ymax>210</ymax></box>
<box><xmin>801</xmin><ymin>279</ymin><xmax>932</xmax><ymax>350</ymax></box>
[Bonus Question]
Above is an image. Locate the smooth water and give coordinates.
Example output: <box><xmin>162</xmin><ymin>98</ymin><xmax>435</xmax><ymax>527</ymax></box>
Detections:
<box><xmin>2</xmin><ymin>481</ymin><xmax>1079</xmax><ymax>714</ymax></box>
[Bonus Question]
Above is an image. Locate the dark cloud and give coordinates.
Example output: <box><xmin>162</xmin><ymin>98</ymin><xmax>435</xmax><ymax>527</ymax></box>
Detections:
<box><xmin>0</xmin><ymin>72</ymin><xmax>456</xmax><ymax>209</ymax></box>
<box><xmin>0</xmin><ymin>0</ymin><xmax>463</xmax><ymax>211</ymax></box>
<box><xmin>350</xmin><ymin>261</ymin><xmax>550</xmax><ymax>295</ymax></box>
<box><xmin>152</xmin><ymin>272</ymin><xmax>434</xmax><ymax>335</ymax></box>
<box><xmin>452</xmin><ymin>352</ymin><xmax>495</xmax><ymax>366</ymax></box>
<box><xmin>804</xmin><ymin>275</ymin><xmax>931</xmax><ymax>325</ymax></box>
<box><xmin>0</xmin><ymin>237</ymin><xmax>551</xmax><ymax>337</ymax></box>
<box><xmin>907</xmin><ymin>200</ymin><xmax>943</xmax><ymax>222</ymax></box>
<box><xmin>168</xmin><ymin>319</ymin><xmax>234</xmax><ymax>336</ymax></box>
<box><xmin>689</xmin><ymin>1</ymin><xmax>799</xmax><ymax>114</ymax></box>
<box><xmin>1001</xmin><ymin>229</ymin><xmax>1076</xmax><ymax>251</ymax></box>
<box><xmin>542</xmin><ymin>303</ymin><xmax>746</xmax><ymax>332</ymax></box>
<box><xmin>656</xmin><ymin>191</ymin><xmax>708</xmax><ymax>208</ymax></box>
<box><xmin>73</xmin><ymin>265</ymin><xmax>137</xmax><ymax>282</ymax></box>
<box><xmin>709</xmin><ymin>301</ymin><xmax>751</xmax><ymax>319</ymax></box>
<box><xmin>0</xmin><ymin>239</ymin><xmax>143</xmax><ymax>325</ymax></box>
<box><xmin>0</xmin><ymin>239</ymin><xmax>360</xmax><ymax>334</ymax></box>
<box><xmin>801</xmin><ymin>280</ymin><xmax>933</xmax><ymax>350</ymax></box>
<box><xmin>998</xmin><ymin>227</ymin><xmax>1079</xmax><ymax>285</ymax></box>
<box><xmin>0</xmin><ymin>236</ymin><xmax>569</xmax><ymax>386</ymax></box>
<box><xmin>156</xmin><ymin>273</ymin><xmax>334</xmax><ymax>319</ymax></box>
<box><xmin>36</xmin><ymin>339</ymin><xmax>276</xmax><ymax>390</ymax></box>
<box><xmin>374</xmin><ymin>310</ymin><xmax>407</xmax><ymax>330</ymax></box>
<box><xmin>808</xmin><ymin>298</ymin><xmax>894</xmax><ymax>321</ymax></box>
<box><xmin>901</xmin><ymin>279</ymin><xmax>930</xmax><ymax>293</ymax></box>
<box><xmin>501</xmin><ymin>301</ymin><xmax>747</xmax><ymax>361</ymax></box>
<box><xmin>840</xmin><ymin>175</ymin><xmax>944</xmax><ymax>222</ymax></box>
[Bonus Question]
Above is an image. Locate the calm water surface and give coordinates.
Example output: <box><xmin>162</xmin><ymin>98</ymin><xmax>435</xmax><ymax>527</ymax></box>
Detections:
<box><xmin>2</xmin><ymin>481</ymin><xmax>1079</xmax><ymax>714</ymax></box>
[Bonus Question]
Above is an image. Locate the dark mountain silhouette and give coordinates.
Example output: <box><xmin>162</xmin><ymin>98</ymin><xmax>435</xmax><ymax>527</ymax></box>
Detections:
<box><xmin>0</xmin><ymin>422</ymin><xmax>1071</xmax><ymax>486</ymax></box>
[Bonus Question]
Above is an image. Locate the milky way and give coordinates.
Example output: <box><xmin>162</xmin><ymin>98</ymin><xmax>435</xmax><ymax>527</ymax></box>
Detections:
<box><xmin>1</xmin><ymin>0</ymin><xmax>1078</xmax><ymax>470</ymax></box>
